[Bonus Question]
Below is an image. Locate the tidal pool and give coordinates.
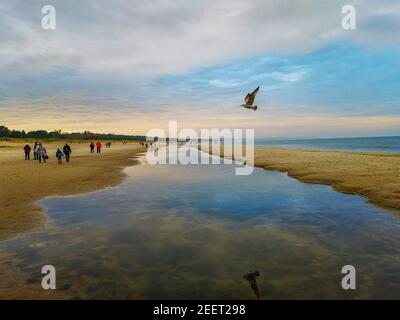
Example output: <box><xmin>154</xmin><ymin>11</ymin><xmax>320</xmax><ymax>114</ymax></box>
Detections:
<box><xmin>0</xmin><ymin>147</ymin><xmax>399</xmax><ymax>299</ymax></box>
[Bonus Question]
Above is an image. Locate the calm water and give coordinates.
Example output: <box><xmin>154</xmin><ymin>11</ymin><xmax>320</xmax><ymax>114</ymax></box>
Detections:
<box><xmin>0</xmin><ymin>147</ymin><xmax>399</xmax><ymax>299</ymax></box>
<box><xmin>256</xmin><ymin>136</ymin><xmax>400</xmax><ymax>153</ymax></box>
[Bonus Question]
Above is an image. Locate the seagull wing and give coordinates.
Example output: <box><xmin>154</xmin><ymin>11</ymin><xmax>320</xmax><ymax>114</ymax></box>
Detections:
<box><xmin>244</xmin><ymin>93</ymin><xmax>251</xmax><ymax>104</ymax></box>
<box><xmin>245</xmin><ymin>87</ymin><xmax>259</xmax><ymax>106</ymax></box>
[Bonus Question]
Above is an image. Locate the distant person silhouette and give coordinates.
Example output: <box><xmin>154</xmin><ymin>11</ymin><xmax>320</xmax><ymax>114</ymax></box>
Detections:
<box><xmin>63</xmin><ymin>143</ymin><xmax>72</xmax><ymax>162</ymax></box>
<box><xmin>56</xmin><ymin>149</ymin><xmax>64</xmax><ymax>164</ymax></box>
<box><xmin>90</xmin><ymin>142</ymin><xmax>95</xmax><ymax>153</ymax></box>
<box><xmin>96</xmin><ymin>141</ymin><xmax>102</xmax><ymax>153</ymax></box>
<box><xmin>23</xmin><ymin>144</ymin><xmax>31</xmax><ymax>160</ymax></box>
<box><xmin>33</xmin><ymin>142</ymin><xmax>39</xmax><ymax>160</ymax></box>
<box><xmin>38</xmin><ymin>143</ymin><xmax>47</xmax><ymax>163</ymax></box>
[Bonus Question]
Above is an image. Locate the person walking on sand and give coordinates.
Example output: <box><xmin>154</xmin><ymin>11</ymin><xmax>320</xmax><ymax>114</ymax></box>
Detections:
<box><xmin>90</xmin><ymin>142</ymin><xmax>95</xmax><ymax>153</ymax></box>
<box><xmin>56</xmin><ymin>149</ymin><xmax>64</xmax><ymax>164</ymax></box>
<box><xmin>63</xmin><ymin>143</ymin><xmax>72</xmax><ymax>162</ymax></box>
<box><xmin>23</xmin><ymin>144</ymin><xmax>31</xmax><ymax>160</ymax></box>
<box><xmin>33</xmin><ymin>142</ymin><xmax>39</xmax><ymax>160</ymax></box>
<box><xmin>38</xmin><ymin>143</ymin><xmax>47</xmax><ymax>163</ymax></box>
<box><xmin>96</xmin><ymin>141</ymin><xmax>102</xmax><ymax>154</ymax></box>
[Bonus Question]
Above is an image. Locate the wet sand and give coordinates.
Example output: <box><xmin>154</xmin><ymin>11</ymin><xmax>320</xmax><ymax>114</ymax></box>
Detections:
<box><xmin>0</xmin><ymin>140</ymin><xmax>145</xmax><ymax>240</ymax></box>
<box><xmin>200</xmin><ymin>145</ymin><xmax>400</xmax><ymax>212</ymax></box>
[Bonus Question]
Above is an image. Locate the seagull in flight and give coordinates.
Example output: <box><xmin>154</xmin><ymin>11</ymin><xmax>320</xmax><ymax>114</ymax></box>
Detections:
<box><xmin>241</xmin><ymin>86</ymin><xmax>259</xmax><ymax>111</ymax></box>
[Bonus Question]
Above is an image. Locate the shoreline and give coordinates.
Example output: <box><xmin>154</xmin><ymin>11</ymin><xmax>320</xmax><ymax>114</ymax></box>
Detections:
<box><xmin>0</xmin><ymin>141</ymin><xmax>145</xmax><ymax>241</ymax></box>
<box><xmin>199</xmin><ymin>145</ymin><xmax>400</xmax><ymax>214</ymax></box>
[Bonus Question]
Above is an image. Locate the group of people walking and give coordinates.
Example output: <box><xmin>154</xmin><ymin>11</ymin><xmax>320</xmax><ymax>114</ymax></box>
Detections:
<box><xmin>23</xmin><ymin>142</ymin><xmax>72</xmax><ymax>164</ymax></box>
<box><xmin>22</xmin><ymin>140</ymin><xmax>116</xmax><ymax>164</ymax></box>
<box><xmin>90</xmin><ymin>141</ymin><xmax>103</xmax><ymax>153</ymax></box>
<box><xmin>56</xmin><ymin>144</ymin><xmax>72</xmax><ymax>164</ymax></box>
<box><xmin>139</xmin><ymin>141</ymin><xmax>153</xmax><ymax>149</ymax></box>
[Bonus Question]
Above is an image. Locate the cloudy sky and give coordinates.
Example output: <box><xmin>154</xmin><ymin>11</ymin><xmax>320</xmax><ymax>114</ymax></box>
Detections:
<box><xmin>1</xmin><ymin>0</ymin><xmax>400</xmax><ymax>137</ymax></box>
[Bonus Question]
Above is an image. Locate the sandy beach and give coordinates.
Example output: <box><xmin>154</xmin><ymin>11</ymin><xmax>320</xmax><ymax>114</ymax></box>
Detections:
<box><xmin>200</xmin><ymin>145</ymin><xmax>400</xmax><ymax>213</ymax></box>
<box><xmin>0</xmin><ymin>140</ymin><xmax>145</xmax><ymax>241</ymax></box>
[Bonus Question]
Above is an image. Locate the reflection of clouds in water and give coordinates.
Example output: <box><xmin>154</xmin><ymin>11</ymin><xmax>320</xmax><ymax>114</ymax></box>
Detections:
<box><xmin>1</xmin><ymin>207</ymin><xmax>399</xmax><ymax>299</ymax></box>
<box><xmin>0</xmin><ymin>150</ymin><xmax>400</xmax><ymax>299</ymax></box>
<box><xmin>0</xmin><ymin>210</ymin><xmax>310</xmax><ymax>298</ymax></box>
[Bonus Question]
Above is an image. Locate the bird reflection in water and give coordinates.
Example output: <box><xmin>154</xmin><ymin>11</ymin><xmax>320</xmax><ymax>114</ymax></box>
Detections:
<box><xmin>244</xmin><ymin>271</ymin><xmax>261</xmax><ymax>299</ymax></box>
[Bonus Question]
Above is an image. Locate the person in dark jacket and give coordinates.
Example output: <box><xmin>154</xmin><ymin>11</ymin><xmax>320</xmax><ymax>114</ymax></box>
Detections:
<box><xmin>33</xmin><ymin>142</ymin><xmax>39</xmax><ymax>160</ymax></box>
<box><xmin>90</xmin><ymin>142</ymin><xmax>95</xmax><ymax>153</ymax></box>
<box><xmin>23</xmin><ymin>144</ymin><xmax>31</xmax><ymax>160</ymax></box>
<box><xmin>63</xmin><ymin>143</ymin><xmax>72</xmax><ymax>162</ymax></box>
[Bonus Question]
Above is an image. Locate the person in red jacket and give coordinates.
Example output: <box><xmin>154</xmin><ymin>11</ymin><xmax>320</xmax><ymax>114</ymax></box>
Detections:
<box><xmin>23</xmin><ymin>144</ymin><xmax>31</xmax><ymax>160</ymax></box>
<box><xmin>96</xmin><ymin>141</ymin><xmax>102</xmax><ymax>154</ymax></box>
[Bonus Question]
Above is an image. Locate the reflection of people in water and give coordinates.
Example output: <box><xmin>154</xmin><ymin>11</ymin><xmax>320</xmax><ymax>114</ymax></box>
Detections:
<box><xmin>244</xmin><ymin>271</ymin><xmax>261</xmax><ymax>299</ymax></box>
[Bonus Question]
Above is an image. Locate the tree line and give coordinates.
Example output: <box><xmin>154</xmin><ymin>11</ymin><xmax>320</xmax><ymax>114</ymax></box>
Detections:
<box><xmin>0</xmin><ymin>125</ymin><xmax>146</xmax><ymax>141</ymax></box>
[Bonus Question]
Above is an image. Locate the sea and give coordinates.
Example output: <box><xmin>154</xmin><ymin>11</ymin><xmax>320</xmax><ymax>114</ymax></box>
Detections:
<box><xmin>255</xmin><ymin>136</ymin><xmax>400</xmax><ymax>153</ymax></box>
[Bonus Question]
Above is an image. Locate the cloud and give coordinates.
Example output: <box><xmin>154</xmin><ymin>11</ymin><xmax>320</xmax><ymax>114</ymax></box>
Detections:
<box><xmin>1</xmin><ymin>1</ymin><xmax>400</xmax><ymax>136</ymax></box>
<box><xmin>1</xmin><ymin>0</ymin><xmax>399</xmax><ymax>78</ymax></box>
